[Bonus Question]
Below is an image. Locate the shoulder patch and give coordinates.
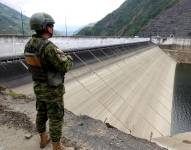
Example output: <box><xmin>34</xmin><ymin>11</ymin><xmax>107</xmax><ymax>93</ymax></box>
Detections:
<box><xmin>56</xmin><ymin>48</ymin><xmax>63</xmax><ymax>54</ymax></box>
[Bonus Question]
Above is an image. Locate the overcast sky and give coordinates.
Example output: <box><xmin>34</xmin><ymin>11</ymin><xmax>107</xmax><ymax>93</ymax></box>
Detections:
<box><xmin>1</xmin><ymin>0</ymin><xmax>126</xmax><ymax>27</ymax></box>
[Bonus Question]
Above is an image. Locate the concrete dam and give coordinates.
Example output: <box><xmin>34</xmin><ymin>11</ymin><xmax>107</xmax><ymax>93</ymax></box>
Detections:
<box><xmin>1</xmin><ymin>36</ymin><xmax>191</xmax><ymax>149</ymax></box>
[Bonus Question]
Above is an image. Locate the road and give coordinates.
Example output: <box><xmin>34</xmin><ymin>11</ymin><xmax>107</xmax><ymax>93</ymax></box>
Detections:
<box><xmin>12</xmin><ymin>46</ymin><xmax>176</xmax><ymax>140</ymax></box>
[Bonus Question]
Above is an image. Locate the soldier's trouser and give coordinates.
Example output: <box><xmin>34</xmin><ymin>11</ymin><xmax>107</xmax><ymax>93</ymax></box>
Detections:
<box><xmin>36</xmin><ymin>99</ymin><xmax>64</xmax><ymax>142</ymax></box>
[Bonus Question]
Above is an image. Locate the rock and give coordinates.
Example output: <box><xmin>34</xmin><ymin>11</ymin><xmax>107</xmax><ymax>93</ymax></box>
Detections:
<box><xmin>183</xmin><ymin>140</ymin><xmax>191</xmax><ymax>144</ymax></box>
<box><xmin>25</xmin><ymin>133</ymin><xmax>32</xmax><ymax>139</ymax></box>
<box><xmin>78</xmin><ymin>122</ymin><xmax>84</xmax><ymax>126</ymax></box>
<box><xmin>65</xmin><ymin>147</ymin><xmax>75</xmax><ymax>150</ymax></box>
<box><xmin>0</xmin><ymin>145</ymin><xmax>5</xmax><ymax>150</ymax></box>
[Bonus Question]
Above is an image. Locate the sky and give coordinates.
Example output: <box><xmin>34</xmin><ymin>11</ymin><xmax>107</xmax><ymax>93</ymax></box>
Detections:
<box><xmin>1</xmin><ymin>0</ymin><xmax>126</xmax><ymax>28</ymax></box>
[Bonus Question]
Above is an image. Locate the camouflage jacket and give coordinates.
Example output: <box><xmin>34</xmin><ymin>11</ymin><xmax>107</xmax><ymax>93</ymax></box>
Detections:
<box><xmin>24</xmin><ymin>34</ymin><xmax>73</xmax><ymax>101</ymax></box>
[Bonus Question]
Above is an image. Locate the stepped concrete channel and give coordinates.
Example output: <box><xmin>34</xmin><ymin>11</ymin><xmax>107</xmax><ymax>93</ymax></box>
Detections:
<box><xmin>2</xmin><ymin>36</ymin><xmax>191</xmax><ymax>149</ymax></box>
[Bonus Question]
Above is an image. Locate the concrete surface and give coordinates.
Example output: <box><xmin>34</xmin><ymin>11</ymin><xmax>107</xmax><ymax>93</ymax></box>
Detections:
<box><xmin>153</xmin><ymin>132</ymin><xmax>191</xmax><ymax>150</ymax></box>
<box><xmin>64</xmin><ymin>46</ymin><xmax>176</xmax><ymax>140</ymax></box>
<box><xmin>12</xmin><ymin>46</ymin><xmax>176</xmax><ymax>140</ymax></box>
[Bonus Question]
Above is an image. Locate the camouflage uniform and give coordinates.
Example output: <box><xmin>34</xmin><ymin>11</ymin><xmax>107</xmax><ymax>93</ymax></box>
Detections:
<box><xmin>24</xmin><ymin>34</ymin><xmax>73</xmax><ymax>142</ymax></box>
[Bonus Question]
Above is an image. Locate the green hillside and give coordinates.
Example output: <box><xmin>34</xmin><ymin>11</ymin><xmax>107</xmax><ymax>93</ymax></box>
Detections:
<box><xmin>0</xmin><ymin>2</ymin><xmax>31</xmax><ymax>35</ymax></box>
<box><xmin>77</xmin><ymin>0</ymin><xmax>178</xmax><ymax>36</ymax></box>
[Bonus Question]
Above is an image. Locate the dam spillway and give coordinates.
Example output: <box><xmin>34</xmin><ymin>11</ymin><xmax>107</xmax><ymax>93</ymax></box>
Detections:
<box><xmin>1</xmin><ymin>42</ymin><xmax>177</xmax><ymax>140</ymax></box>
<box><xmin>63</xmin><ymin>45</ymin><xmax>176</xmax><ymax>140</ymax></box>
<box><xmin>3</xmin><ymin>37</ymin><xmax>191</xmax><ymax>147</ymax></box>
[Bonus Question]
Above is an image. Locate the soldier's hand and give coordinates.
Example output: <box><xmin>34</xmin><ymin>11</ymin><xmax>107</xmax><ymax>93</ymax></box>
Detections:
<box><xmin>63</xmin><ymin>55</ymin><xmax>73</xmax><ymax>72</ymax></box>
<box><xmin>66</xmin><ymin>55</ymin><xmax>73</xmax><ymax>61</ymax></box>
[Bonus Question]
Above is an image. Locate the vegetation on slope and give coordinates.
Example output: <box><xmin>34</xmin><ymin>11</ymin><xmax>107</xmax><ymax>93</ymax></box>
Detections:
<box><xmin>0</xmin><ymin>3</ymin><xmax>62</xmax><ymax>36</ymax></box>
<box><xmin>0</xmin><ymin>2</ymin><xmax>31</xmax><ymax>35</ymax></box>
<box><xmin>77</xmin><ymin>0</ymin><xmax>178</xmax><ymax>36</ymax></box>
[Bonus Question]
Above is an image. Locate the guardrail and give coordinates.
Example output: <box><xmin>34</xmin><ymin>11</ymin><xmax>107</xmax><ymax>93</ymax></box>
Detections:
<box><xmin>0</xmin><ymin>41</ymin><xmax>151</xmax><ymax>64</ymax></box>
<box><xmin>0</xmin><ymin>41</ymin><xmax>152</xmax><ymax>86</ymax></box>
<box><xmin>0</xmin><ymin>35</ymin><xmax>150</xmax><ymax>57</ymax></box>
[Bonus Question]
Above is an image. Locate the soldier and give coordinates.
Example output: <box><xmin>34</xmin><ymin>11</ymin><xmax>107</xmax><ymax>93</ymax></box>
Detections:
<box><xmin>24</xmin><ymin>12</ymin><xmax>73</xmax><ymax>150</ymax></box>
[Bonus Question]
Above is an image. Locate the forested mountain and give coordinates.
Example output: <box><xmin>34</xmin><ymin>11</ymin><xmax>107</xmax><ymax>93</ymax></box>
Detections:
<box><xmin>0</xmin><ymin>3</ymin><xmax>63</xmax><ymax>36</ymax></box>
<box><xmin>77</xmin><ymin>0</ymin><xmax>178</xmax><ymax>36</ymax></box>
<box><xmin>0</xmin><ymin>2</ymin><xmax>31</xmax><ymax>35</ymax></box>
<box><xmin>139</xmin><ymin>0</ymin><xmax>191</xmax><ymax>37</ymax></box>
<box><xmin>3</xmin><ymin>0</ymin><xmax>191</xmax><ymax>37</ymax></box>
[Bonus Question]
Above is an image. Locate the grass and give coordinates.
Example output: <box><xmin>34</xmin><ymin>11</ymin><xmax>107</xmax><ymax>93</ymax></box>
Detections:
<box><xmin>8</xmin><ymin>90</ymin><xmax>28</xmax><ymax>99</ymax></box>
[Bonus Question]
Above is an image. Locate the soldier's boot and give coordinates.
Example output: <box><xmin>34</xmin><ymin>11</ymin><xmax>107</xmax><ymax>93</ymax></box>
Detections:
<box><xmin>52</xmin><ymin>141</ymin><xmax>65</xmax><ymax>150</ymax></box>
<box><xmin>39</xmin><ymin>132</ymin><xmax>50</xmax><ymax>149</ymax></box>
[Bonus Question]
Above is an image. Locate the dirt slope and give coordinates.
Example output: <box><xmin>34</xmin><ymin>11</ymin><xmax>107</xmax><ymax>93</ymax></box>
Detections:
<box><xmin>0</xmin><ymin>86</ymin><xmax>167</xmax><ymax>150</ymax></box>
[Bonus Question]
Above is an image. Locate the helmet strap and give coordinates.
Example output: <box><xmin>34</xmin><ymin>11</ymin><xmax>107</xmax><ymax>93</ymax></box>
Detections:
<box><xmin>41</xmin><ymin>26</ymin><xmax>53</xmax><ymax>38</ymax></box>
<box><xmin>47</xmin><ymin>26</ymin><xmax>53</xmax><ymax>37</ymax></box>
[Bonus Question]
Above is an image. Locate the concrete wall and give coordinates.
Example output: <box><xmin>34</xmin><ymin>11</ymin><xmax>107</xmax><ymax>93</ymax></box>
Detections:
<box><xmin>0</xmin><ymin>41</ymin><xmax>151</xmax><ymax>88</ymax></box>
<box><xmin>159</xmin><ymin>38</ymin><xmax>191</xmax><ymax>64</ymax></box>
<box><xmin>171</xmin><ymin>63</ymin><xmax>191</xmax><ymax>135</ymax></box>
<box><xmin>2</xmin><ymin>44</ymin><xmax>175</xmax><ymax>141</ymax></box>
<box><xmin>156</xmin><ymin>40</ymin><xmax>191</xmax><ymax>136</ymax></box>
<box><xmin>161</xmin><ymin>38</ymin><xmax>191</xmax><ymax>47</ymax></box>
<box><xmin>0</xmin><ymin>35</ymin><xmax>149</xmax><ymax>57</ymax></box>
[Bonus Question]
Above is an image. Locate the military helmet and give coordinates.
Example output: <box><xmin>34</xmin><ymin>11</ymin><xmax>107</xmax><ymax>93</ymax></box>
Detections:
<box><xmin>30</xmin><ymin>12</ymin><xmax>55</xmax><ymax>31</ymax></box>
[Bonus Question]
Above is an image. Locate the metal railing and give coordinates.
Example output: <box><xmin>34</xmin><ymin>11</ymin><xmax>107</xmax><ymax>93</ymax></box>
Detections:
<box><xmin>0</xmin><ymin>41</ymin><xmax>151</xmax><ymax>64</ymax></box>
